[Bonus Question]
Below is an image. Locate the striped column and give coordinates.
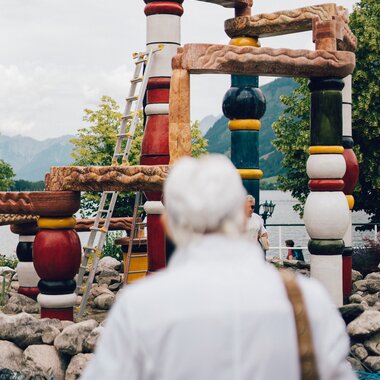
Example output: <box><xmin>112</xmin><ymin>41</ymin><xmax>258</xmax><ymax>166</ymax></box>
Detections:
<box><xmin>141</xmin><ymin>0</ymin><xmax>183</xmax><ymax>271</ymax></box>
<box><xmin>305</xmin><ymin>78</ymin><xmax>350</xmax><ymax>306</ymax></box>
<box><xmin>342</xmin><ymin>75</ymin><xmax>359</xmax><ymax>301</ymax></box>
<box><xmin>33</xmin><ymin>193</ymin><xmax>81</xmax><ymax>320</ymax></box>
<box><xmin>10</xmin><ymin>222</ymin><xmax>40</xmax><ymax>299</ymax></box>
<box><xmin>222</xmin><ymin>5</ymin><xmax>266</xmax><ymax>211</ymax></box>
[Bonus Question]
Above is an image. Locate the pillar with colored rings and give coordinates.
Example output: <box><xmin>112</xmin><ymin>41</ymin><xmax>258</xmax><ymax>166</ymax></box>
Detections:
<box><xmin>222</xmin><ymin>26</ymin><xmax>266</xmax><ymax>212</ymax></box>
<box><xmin>304</xmin><ymin>77</ymin><xmax>349</xmax><ymax>307</ymax></box>
<box><xmin>141</xmin><ymin>0</ymin><xmax>183</xmax><ymax>271</ymax></box>
<box><xmin>11</xmin><ymin>222</ymin><xmax>40</xmax><ymax>299</ymax></box>
<box><xmin>33</xmin><ymin>192</ymin><xmax>81</xmax><ymax>321</ymax></box>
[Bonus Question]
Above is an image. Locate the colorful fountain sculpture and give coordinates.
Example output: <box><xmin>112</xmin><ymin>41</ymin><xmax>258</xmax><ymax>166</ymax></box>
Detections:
<box><xmin>0</xmin><ymin>0</ymin><xmax>358</xmax><ymax>321</ymax></box>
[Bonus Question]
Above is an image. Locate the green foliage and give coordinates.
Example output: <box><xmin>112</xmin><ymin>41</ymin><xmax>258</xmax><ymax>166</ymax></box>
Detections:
<box><xmin>10</xmin><ymin>180</ymin><xmax>45</xmax><ymax>191</ymax></box>
<box><xmin>0</xmin><ymin>272</ymin><xmax>14</xmax><ymax>306</ymax></box>
<box><xmin>273</xmin><ymin>0</ymin><xmax>380</xmax><ymax>220</ymax></box>
<box><xmin>71</xmin><ymin>95</ymin><xmax>208</xmax><ymax>217</ymax></box>
<box><xmin>272</xmin><ymin>78</ymin><xmax>310</xmax><ymax>216</ymax></box>
<box><xmin>70</xmin><ymin>96</ymin><xmax>143</xmax><ymax>217</ymax></box>
<box><xmin>350</xmin><ymin>0</ymin><xmax>380</xmax><ymax>224</ymax></box>
<box><xmin>0</xmin><ymin>255</ymin><xmax>18</xmax><ymax>269</ymax></box>
<box><xmin>191</xmin><ymin>120</ymin><xmax>208</xmax><ymax>157</ymax></box>
<box><xmin>0</xmin><ymin>159</ymin><xmax>15</xmax><ymax>191</ymax></box>
<box><xmin>102</xmin><ymin>231</ymin><xmax>123</xmax><ymax>261</ymax></box>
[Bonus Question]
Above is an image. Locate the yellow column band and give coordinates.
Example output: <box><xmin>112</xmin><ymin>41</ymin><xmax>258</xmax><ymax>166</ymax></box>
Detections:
<box><xmin>309</xmin><ymin>146</ymin><xmax>344</xmax><ymax>154</ymax></box>
<box><xmin>238</xmin><ymin>169</ymin><xmax>263</xmax><ymax>180</ymax></box>
<box><xmin>346</xmin><ymin>195</ymin><xmax>355</xmax><ymax>210</ymax></box>
<box><xmin>38</xmin><ymin>216</ymin><xmax>77</xmax><ymax>229</ymax></box>
<box><xmin>229</xmin><ymin>37</ymin><xmax>260</xmax><ymax>47</ymax></box>
<box><xmin>228</xmin><ymin>119</ymin><xmax>261</xmax><ymax>131</ymax></box>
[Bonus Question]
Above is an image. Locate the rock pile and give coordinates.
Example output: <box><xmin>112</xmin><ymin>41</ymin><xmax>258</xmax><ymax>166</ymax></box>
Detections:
<box><xmin>0</xmin><ymin>312</ymin><xmax>102</xmax><ymax>379</ymax></box>
<box><xmin>1</xmin><ymin>256</ymin><xmax>379</xmax><ymax>378</ymax></box>
<box><xmin>341</xmin><ymin>271</ymin><xmax>380</xmax><ymax>373</ymax></box>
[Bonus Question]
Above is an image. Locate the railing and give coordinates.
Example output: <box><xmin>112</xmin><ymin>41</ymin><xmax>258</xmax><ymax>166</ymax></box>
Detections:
<box><xmin>265</xmin><ymin>223</ymin><xmax>379</xmax><ymax>261</ymax></box>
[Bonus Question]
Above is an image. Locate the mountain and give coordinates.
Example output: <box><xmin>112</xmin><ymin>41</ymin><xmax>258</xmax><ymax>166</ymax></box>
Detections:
<box><xmin>204</xmin><ymin>77</ymin><xmax>298</xmax><ymax>178</ymax></box>
<box><xmin>0</xmin><ymin>135</ymin><xmax>74</xmax><ymax>181</ymax></box>
<box><xmin>199</xmin><ymin>115</ymin><xmax>219</xmax><ymax>136</ymax></box>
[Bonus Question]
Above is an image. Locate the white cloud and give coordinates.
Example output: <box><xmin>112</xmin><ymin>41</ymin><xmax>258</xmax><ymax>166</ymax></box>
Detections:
<box><xmin>0</xmin><ymin>0</ymin><xmax>357</xmax><ymax>139</ymax></box>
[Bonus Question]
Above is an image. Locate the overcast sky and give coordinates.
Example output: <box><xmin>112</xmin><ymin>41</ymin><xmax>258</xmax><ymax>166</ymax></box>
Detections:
<box><xmin>0</xmin><ymin>0</ymin><xmax>357</xmax><ymax>140</ymax></box>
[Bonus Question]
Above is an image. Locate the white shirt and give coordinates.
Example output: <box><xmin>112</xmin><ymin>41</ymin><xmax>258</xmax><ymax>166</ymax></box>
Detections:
<box><xmin>246</xmin><ymin>213</ymin><xmax>267</xmax><ymax>240</ymax></box>
<box><xmin>81</xmin><ymin>234</ymin><xmax>355</xmax><ymax>380</ymax></box>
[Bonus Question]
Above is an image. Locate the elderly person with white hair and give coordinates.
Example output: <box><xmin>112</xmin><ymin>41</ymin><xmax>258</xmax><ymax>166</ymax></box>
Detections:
<box><xmin>245</xmin><ymin>194</ymin><xmax>269</xmax><ymax>255</ymax></box>
<box><xmin>81</xmin><ymin>154</ymin><xmax>355</xmax><ymax>380</ymax></box>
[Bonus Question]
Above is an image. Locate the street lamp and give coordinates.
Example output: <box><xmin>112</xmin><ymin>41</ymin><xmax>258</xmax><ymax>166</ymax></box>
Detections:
<box><xmin>259</xmin><ymin>200</ymin><xmax>275</xmax><ymax>227</ymax></box>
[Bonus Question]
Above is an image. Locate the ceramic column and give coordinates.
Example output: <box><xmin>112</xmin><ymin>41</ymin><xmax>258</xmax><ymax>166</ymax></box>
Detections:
<box><xmin>341</xmin><ymin>75</ymin><xmax>359</xmax><ymax>301</ymax></box>
<box><xmin>11</xmin><ymin>222</ymin><xmax>40</xmax><ymax>299</ymax></box>
<box><xmin>33</xmin><ymin>192</ymin><xmax>81</xmax><ymax>320</ymax></box>
<box><xmin>222</xmin><ymin>4</ymin><xmax>266</xmax><ymax>212</ymax></box>
<box><xmin>305</xmin><ymin>78</ymin><xmax>349</xmax><ymax>306</ymax></box>
<box><xmin>141</xmin><ymin>0</ymin><xmax>183</xmax><ymax>271</ymax></box>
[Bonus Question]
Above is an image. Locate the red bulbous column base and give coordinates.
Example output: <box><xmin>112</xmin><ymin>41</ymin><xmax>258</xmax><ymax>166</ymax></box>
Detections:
<box><xmin>18</xmin><ymin>287</ymin><xmax>40</xmax><ymax>299</ymax></box>
<box><xmin>41</xmin><ymin>307</ymin><xmax>73</xmax><ymax>321</ymax></box>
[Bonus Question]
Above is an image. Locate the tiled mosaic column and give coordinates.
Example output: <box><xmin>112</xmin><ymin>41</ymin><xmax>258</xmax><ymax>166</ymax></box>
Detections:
<box><xmin>141</xmin><ymin>0</ymin><xmax>183</xmax><ymax>271</ymax></box>
<box><xmin>222</xmin><ymin>5</ymin><xmax>266</xmax><ymax>212</ymax></box>
<box><xmin>305</xmin><ymin>78</ymin><xmax>350</xmax><ymax>306</ymax></box>
<box><xmin>342</xmin><ymin>75</ymin><xmax>359</xmax><ymax>300</ymax></box>
<box><xmin>11</xmin><ymin>222</ymin><xmax>40</xmax><ymax>299</ymax></box>
<box><xmin>33</xmin><ymin>192</ymin><xmax>81</xmax><ymax>320</ymax></box>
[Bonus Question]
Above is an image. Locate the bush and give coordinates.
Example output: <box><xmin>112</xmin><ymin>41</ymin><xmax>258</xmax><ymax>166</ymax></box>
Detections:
<box><xmin>0</xmin><ymin>254</ymin><xmax>18</xmax><ymax>270</ymax></box>
<box><xmin>102</xmin><ymin>232</ymin><xmax>123</xmax><ymax>262</ymax></box>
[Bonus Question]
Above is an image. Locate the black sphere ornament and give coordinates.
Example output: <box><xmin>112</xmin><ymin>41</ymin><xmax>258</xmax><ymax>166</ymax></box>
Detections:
<box><xmin>222</xmin><ymin>86</ymin><xmax>266</xmax><ymax>120</ymax></box>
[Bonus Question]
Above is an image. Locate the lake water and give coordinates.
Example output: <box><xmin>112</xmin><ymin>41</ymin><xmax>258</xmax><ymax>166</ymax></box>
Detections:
<box><xmin>0</xmin><ymin>191</ymin><xmax>374</xmax><ymax>260</ymax></box>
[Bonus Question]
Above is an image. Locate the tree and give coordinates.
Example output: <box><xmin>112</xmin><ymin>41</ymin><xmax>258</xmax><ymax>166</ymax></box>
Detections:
<box><xmin>273</xmin><ymin>0</ymin><xmax>380</xmax><ymax>222</ymax></box>
<box><xmin>71</xmin><ymin>95</ymin><xmax>208</xmax><ymax>217</ymax></box>
<box><xmin>350</xmin><ymin>0</ymin><xmax>380</xmax><ymax>224</ymax></box>
<box><xmin>0</xmin><ymin>159</ymin><xmax>15</xmax><ymax>191</ymax></box>
<box><xmin>272</xmin><ymin>78</ymin><xmax>310</xmax><ymax>216</ymax></box>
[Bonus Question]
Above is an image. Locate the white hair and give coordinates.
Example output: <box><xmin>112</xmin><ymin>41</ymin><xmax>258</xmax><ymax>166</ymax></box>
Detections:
<box><xmin>164</xmin><ymin>154</ymin><xmax>247</xmax><ymax>248</ymax></box>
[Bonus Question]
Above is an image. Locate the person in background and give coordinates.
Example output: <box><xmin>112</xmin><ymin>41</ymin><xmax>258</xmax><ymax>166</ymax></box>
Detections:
<box><xmin>80</xmin><ymin>154</ymin><xmax>355</xmax><ymax>380</ymax></box>
<box><xmin>285</xmin><ymin>239</ymin><xmax>305</xmax><ymax>261</ymax></box>
<box><xmin>245</xmin><ymin>195</ymin><xmax>269</xmax><ymax>256</ymax></box>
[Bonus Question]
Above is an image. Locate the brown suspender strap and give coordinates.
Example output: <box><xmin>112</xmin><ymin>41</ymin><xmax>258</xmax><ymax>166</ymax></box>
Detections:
<box><xmin>279</xmin><ymin>269</ymin><xmax>319</xmax><ymax>380</ymax></box>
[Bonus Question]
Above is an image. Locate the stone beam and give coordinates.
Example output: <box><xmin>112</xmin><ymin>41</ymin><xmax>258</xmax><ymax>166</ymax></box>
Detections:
<box><xmin>225</xmin><ymin>3</ymin><xmax>342</xmax><ymax>37</ymax></box>
<box><xmin>0</xmin><ymin>214</ymin><xmax>37</xmax><ymax>226</ymax></box>
<box><xmin>45</xmin><ymin>165</ymin><xmax>169</xmax><ymax>192</ymax></box>
<box><xmin>172</xmin><ymin>44</ymin><xmax>355</xmax><ymax>78</ymax></box>
<box><xmin>225</xmin><ymin>3</ymin><xmax>356</xmax><ymax>51</ymax></box>
<box><xmin>0</xmin><ymin>192</ymin><xmax>80</xmax><ymax>216</ymax></box>
<box><xmin>75</xmin><ymin>217</ymin><xmax>134</xmax><ymax>232</ymax></box>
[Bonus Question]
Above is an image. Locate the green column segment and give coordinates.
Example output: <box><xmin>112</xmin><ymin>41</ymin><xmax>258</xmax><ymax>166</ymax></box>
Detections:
<box><xmin>231</xmin><ymin>130</ymin><xmax>259</xmax><ymax>168</ymax></box>
<box><xmin>222</xmin><ymin>74</ymin><xmax>266</xmax><ymax>212</ymax></box>
<box><xmin>309</xmin><ymin>78</ymin><xmax>344</xmax><ymax>146</ymax></box>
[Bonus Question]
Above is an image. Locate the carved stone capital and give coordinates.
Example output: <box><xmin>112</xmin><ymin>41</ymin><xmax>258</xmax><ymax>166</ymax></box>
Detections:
<box><xmin>45</xmin><ymin>165</ymin><xmax>169</xmax><ymax>192</ymax></box>
<box><xmin>173</xmin><ymin>43</ymin><xmax>355</xmax><ymax>78</ymax></box>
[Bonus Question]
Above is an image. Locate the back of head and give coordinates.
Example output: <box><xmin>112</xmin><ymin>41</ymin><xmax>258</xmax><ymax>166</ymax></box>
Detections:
<box><xmin>164</xmin><ymin>154</ymin><xmax>247</xmax><ymax>247</ymax></box>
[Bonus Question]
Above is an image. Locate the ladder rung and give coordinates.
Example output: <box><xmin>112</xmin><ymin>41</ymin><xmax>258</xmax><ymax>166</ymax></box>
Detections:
<box><xmin>83</xmin><ymin>246</ymin><xmax>96</xmax><ymax>252</ymax></box>
<box><xmin>135</xmin><ymin>58</ymin><xmax>147</xmax><ymax>64</ymax></box>
<box><xmin>130</xmin><ymin>76</ymin><xmax>143</xmax><ymax>83</ymax></box>
<box><xmin>130</xmin><ymin>253</ymin><xmax>148</xmax><ymax>258</ymax></box>
<box><xmin>98</xmin><ymin>209</ymin><xmax>110</xmax><ymax>213</ymax></box>
<box><xmin>121</xmin><ymin>115</ymin><xmax>132</xmax><ymax>120</ymax></box>
<box><xmin>90</xmin><ymin>226</ymin><xmax>108</xmax><ymax>233</ymax></box>
<box><xmin>113</xmin><ymin>153</ymin><xmax>124</xmax><ymax>157</ymax></box>
<box><xmin>79</xmin><ymin>265</ymin><xmax>88</xmax><ymax>270</ymax></box>
<box><xmin>127</xmin><ymin>270</ymin><xmax>147</xmax><ymax>275</ymax></box>
<box><xmin>117</xmin><ymin>133</ymin><xmax>133</xmax><ymax>138</ymax></box>
<box><xmin>126</xmin><ymin>96</ymin><xmax>138</xmax><ymax>102</ymax></box>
